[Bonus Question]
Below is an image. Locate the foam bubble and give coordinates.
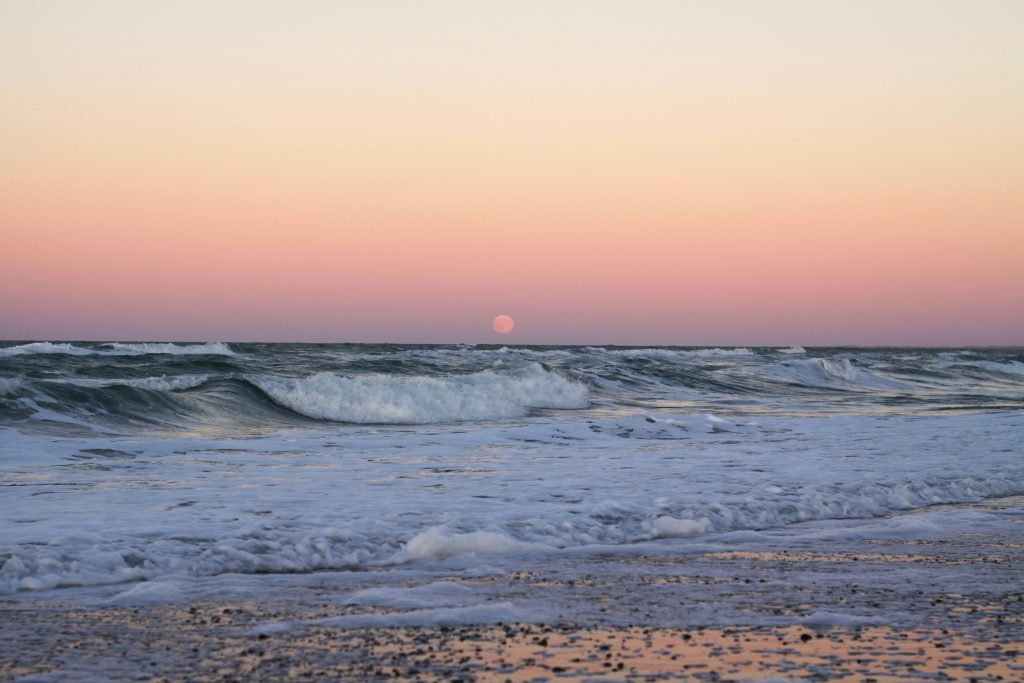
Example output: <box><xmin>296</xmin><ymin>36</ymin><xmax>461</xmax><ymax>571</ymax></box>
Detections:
<box><xmin>651</xmin><ymin>516</ymin><xmax>711</xmax><ymax>538</ymax></box>
<box><xmin>394</xmin><ymin>527</ymin><xmax>541</xmax><ymax>562</ymax></box>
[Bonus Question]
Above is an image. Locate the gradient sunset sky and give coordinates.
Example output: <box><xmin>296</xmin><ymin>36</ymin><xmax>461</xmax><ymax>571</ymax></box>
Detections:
<box><xmin>2</xmin><ymin>1</ymin><xmax>1022</xmax><ymax>345</ymax></box>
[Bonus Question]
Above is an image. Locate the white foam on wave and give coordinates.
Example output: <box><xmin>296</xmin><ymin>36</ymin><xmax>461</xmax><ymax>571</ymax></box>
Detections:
<box><xmin>762</xmin><ymin>358</ymin><xmax>915</xmax><ymax>391</ymax></box>
<box><xmin>3</xmin><ymin>406</ymin><xmax>1022</xmax><ymax>597</ymax></box>
<box><xmin>254</xmin><ymin>363</ymin><xmax>589</xmax><ymax>424</ymax></box>
<box><xmin>651</xmin><ymin>516</ymin><xmax>711</xmax><ymax>538</ymax></box>
<box><xmin>394</xmin><ymin>527</ymin><xmax>542</xmax><ymax>562</ymax></box>
<box><xmin>778</xmin><ymin>346</ymin><xmax>806</xmax><ymax>354</ymax></box>
<box><xmin>968</xmin><ymin>360</ymin><xmax>1024</xmax><ymax>375</ymax></box>
<box><xmin>0</xmin><ymin>377</ymin><xmax>26</xmax><ymax>395</ymax></box>
<box><xmin>2</xmin><ymin>460</ymin><xmax>1022</xmax><ymax>594</ymax></box>
<box><xmin>124</xmin><ymin>375</ymin><xmax>211</xmax><ymax>391</ymax></box>
<box><xmin>0</xmin><ymin>342</ymin><xmax>103</xmax><ymax>357</ymax></box>
<box><xmin>103</xmin><ymin>342</ymin><xmax>235</xmax><ymax>356</ymax></box>
<box><xmin>551</xmin><ymin>413</ymin><xmax>765</xmax><ymax>441</ymax></box>
<box><xmin>0</xmin><ymin>341</ymin><xmax>234</xmax><ymax>357</ymax></box>
<box><xmin>60</xmin><ymin>375</ymin><xmax>211</xmax><ymax>391</ymax></box>
<box><xmin>589</xmin><ymin>347</ymin><xmax>755</xmax><ymax>358</ymax></box>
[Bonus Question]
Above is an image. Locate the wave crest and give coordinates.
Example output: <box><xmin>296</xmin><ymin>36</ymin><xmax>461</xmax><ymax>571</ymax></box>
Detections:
<box><xmin>0</xmin><ymin>377</ymin><xmax>27</xmax><ymax>396</ymax></box>
<box><xmin>966</xmin><ymin>360</ymin><xmax>1024</xmax><ymax>376</ymax></box>
<box><xmin>0</xmin><ymin>342</ymin><xmax>100</xmax><ymax>357</ymax></box>
<box><xmin>586</xmin><ymin>347</ymin><xmax>755</xmax><ymax>358</ymax></box>
<box><xmin>0</xmin><ymin>342</ymin><xmax>234</xmax><ymax>357</ymax></box>
<box><xmin>102</xmin><ymin>342</ymin><xmax>235</xmax><ymax>356</ymax></box>
<box><xmin>763</xmin><ymin>358</ymin><xmax>914</xmax><ymax>392</ymax></box>
<box><xmin>254</xmin><ymin>363</ymin><xmax>589</xmax><ymax>424</ymax></box>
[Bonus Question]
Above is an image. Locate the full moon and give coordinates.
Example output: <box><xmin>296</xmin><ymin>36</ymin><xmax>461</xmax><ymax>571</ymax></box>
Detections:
<box><xmin>492</xmin><ymin>314</ymin><xmax>515</xmax><ymax>334</ymax></box>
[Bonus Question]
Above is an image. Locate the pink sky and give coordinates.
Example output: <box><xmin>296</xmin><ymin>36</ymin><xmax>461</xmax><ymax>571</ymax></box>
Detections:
<box><xmin>2</xmin><ymin>2</ymin><xmax>1022</xmax><ymax>345</ymax></box>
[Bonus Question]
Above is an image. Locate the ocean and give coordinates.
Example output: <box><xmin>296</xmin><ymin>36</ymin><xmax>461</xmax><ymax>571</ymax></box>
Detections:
<box><xmin>1</xmin><ymin>342</ymin><xmax>1022</xmax><ymax>606</ymax></box>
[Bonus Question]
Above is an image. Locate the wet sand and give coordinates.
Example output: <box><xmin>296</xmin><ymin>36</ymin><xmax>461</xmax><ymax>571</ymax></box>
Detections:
<box><xmin>3</xmin><ymin>504</ymin><xmax>1023</xmax><ymax>682</ymax></box>
<box><xmin>3</xmin><ymin>612</ymin><xmax>1023</xmax><ymax>682</ymax></box>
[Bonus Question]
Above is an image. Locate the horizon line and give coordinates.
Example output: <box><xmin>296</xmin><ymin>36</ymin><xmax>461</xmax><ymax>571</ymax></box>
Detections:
<box><xmin>2</xmin><ymin>339</ymin><xmax>1022</xmax><ymax>350</ymax></box>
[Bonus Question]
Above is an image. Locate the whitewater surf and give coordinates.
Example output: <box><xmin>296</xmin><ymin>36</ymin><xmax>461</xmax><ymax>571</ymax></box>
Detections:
<box><xmin>2</xmin><ymin>342</ymin><xmax>1021</xmax><ymax>597</ymax></box>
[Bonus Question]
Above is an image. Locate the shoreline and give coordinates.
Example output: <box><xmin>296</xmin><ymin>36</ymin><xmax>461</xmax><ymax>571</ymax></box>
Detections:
<box><xmin>4</xmin><ymin>619</ymin><xmax>1021</xmax><ymax>682</ymax></box>
<box><xmin>4</xmin><ymin>499</ymin><xmax>1022</xmax><ymax>682</ymax></box>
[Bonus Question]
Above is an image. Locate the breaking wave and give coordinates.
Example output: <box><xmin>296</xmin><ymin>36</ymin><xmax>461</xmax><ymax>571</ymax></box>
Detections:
<box><xmin>0</xmin><ymin>377</ymin><xmax>27</xmax><ymax>396</ymax></box>
<box><xmin>102</xmin><ymin>342</ymin><xmax>235</xmax><ymax>356</ymax></box>
<box><xmin>759</xmin><ymin>358</ymin><xmax>916</xmax><ymax>392</ymax></box>
<box><xmin>3</xmin><ymin>464</ymin><xmax>1021</xmax><ymax>593</ymax></box>
<box><xmin>1</xmin><ymin>342</ymin><xmax>1022</xmax><ymax>596</ymax></box>
<box><xmin>0</xmin><ymin>341</ymin><xmax>234</xmax><ymax>357</ymax></box>
<box><xmin>253</xmin><ymin>363</ymin><xmax>590</xmax><ymax>424</ymax></box>
<box><xmin>3</xmin><ymin>345</ymin><xmax>1021</xmax><ymax>435</ymax></box>
<box><xmin>586</xmin><ymin>347</ymin><xmax>756</xmax><ymax>358</ymax></box>
<box><xmin>0</xmin><ymin>342</ymin><xmax>103</xmax><ymax>357</ymax></box>
<box><xmin>967</xmin><ymin>360</ymin><xmax>1024</xmax><ymax>376</ymax></box>
<box><xmin>1</xmin><ymin>364</ymin><xmax>590</xmax><ymax>431</ymax></box>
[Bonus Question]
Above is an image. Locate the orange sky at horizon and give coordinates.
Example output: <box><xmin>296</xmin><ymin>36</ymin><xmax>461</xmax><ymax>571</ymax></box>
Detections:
<box><xmin>2</xmin><ymin>1</ymin><xmax>1022</xmax><ymax>344</ymax></box>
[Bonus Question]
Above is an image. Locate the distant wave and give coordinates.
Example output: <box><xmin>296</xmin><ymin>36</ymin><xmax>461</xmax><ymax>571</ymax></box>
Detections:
<box><xmin>0</xmin><ymin>342</ymin><xmax>103</xmax><ymax>357</ymax></box>
<box><xmin>0</xmin><ymin>342</ymin><xmax>234</xmax><ymax>357</ymax></box>
<box><xmin>102</xmin><ymin>342</ymin><xmax>235</xmax><ymax>356</ymax></box>
<box><xmin>3</xmin><ymin>346</ymin><xmax>1021</xmax><ymax>435</ymax></box>
<box><xmin>760</xmin><ymin>358</ymin><xmax>916</xmax><ymax>392</ymax></box>
<box><xmin>61</xmin><ymin>375</ymin><xmax>212</xmax><ymax>392</ymax></box>
<box><xmin>253</xmin><ymin>363</ymin><xmax>590</xmax><ymax>424</ymax></box>
<box><xmin>585</xmin><ymin>347</ymin><xmax>756</xmax><ymax>358</ymax></box>
<box><xmin>966</xmin><ymin>360</ymin><xmax>1024</xmax><ymax>376</ymax></box>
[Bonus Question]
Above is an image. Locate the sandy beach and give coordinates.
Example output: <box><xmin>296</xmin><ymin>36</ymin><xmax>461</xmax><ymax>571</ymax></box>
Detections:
<box><xmin>5</xmin><ymin>497</ymin><xmax>1022</xmax><ymax>682</ymax></box>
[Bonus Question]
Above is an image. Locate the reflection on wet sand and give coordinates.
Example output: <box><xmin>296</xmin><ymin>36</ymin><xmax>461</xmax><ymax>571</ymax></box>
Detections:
<box><xmin>2</xmin><ymin>603</ymin><xmax>1021</xmax><ymax>682</ymax></box>
<box><xmin>3</xmin><ymin>509</ymin><xmax>1022</xmax><ymax>681</ymax></box>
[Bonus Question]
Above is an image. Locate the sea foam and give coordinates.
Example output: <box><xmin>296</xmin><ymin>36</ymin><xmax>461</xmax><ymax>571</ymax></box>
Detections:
<box><xmin>778</xmin><ymin>346</ymin><xmax>807</xmax><ymax>354</ymax></box>
<box><xmin>0</xmin><ymin>377</ymin><xmax>26</xmax><ymax>396</ymax></box>
<box><xmin>102</xmin><ymin>342</ymin><xmax>235</xmax><ymax>356</ymax></box>
<box><xmin>587</xmin><ymin>347</ymin><xmax>756</xmax><ymax>358</ymax></box>
<box><xmin>0</xmin><ymin>342</ymin><xmax>104</xmax><ymax>357</ymax></box>
<box><xmin>394</xmin><ymin>528</ymin><xmax>542</xmax><ymax>562</ymax></box>
<box><xmin>761</xmin><ymin>358</ymin><xmax>914</xmax><ymax>391</ymax></box>
<box><xmin>0</xmin><ymin>341</ymin><xmax>234</xmax><ymax>357</ymax></box>
<box><xmin>254</xmin><ymin>363</ymin><xmax>589</xmax><ymax>424</ymax></box>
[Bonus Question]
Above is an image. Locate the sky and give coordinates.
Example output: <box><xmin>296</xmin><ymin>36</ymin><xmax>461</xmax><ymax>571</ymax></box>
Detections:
<box><xmin>2</xmin><ymin>1</ymin><xmax>1022</xmax><ymax>345</ymax></box>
